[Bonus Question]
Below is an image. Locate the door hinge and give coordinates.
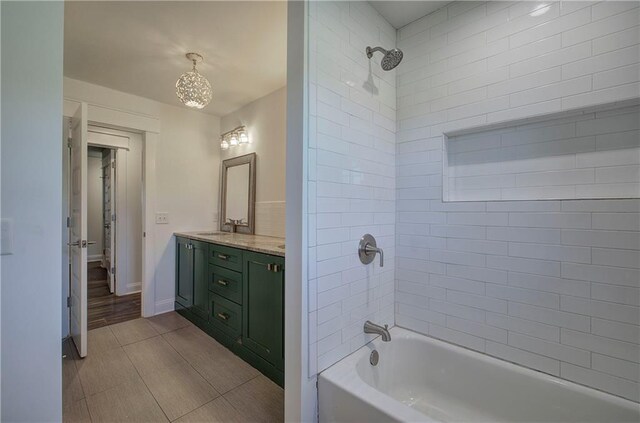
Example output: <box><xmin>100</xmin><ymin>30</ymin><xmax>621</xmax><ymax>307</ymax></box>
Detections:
<box><xmin>67</xmin><ymin>296</ymin><xmax>72</xmax><ymax>307</ymax></box>
<box><xmin>66</xmin><ymin>217</ymin><xmax>71</xmax><ymax>227</ymax></box>
<box><xmin>111</xmin><ymin>160</ymin><xmax>116</xmax><ymax>169</ymax></box>
<box><xmin>81</xmin><ymin>240</ymin><xmax>87</xmax><ymax>248</ymax></box>
<box><xmin>111</xmin><ymin>266</ymin><xmax>115</xmax><ymax>274</ymax></box>
<box><xmin>111</xmin><ymin>214</ymin><xmax>116</xmax><ymax>222</ymax></box>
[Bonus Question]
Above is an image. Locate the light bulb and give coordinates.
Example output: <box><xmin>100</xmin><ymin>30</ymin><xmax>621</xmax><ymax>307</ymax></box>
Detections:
<box><xmin>230</xmin><ymin>134</ymin><xmax>239</xmax><ymax>146</ymax></box>
<box><xmin>239</xmin><ymin>131</ymin><xmax>249</xmax><ymax>144</ymax></box>
<box><xmin>220</xmin><ymin>139</ymin><xmax>229</xmax><ymax>150</ymax></box>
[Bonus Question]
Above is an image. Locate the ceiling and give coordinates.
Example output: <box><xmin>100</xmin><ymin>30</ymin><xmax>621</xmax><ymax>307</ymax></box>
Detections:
<box><xmin>369</xmin><ymin>1</ymin><xmax>450</xmax><ymax>29</ymax></box>
<box><xmin>64</xmin><ymin>1</ymin><xmax>287</xmax><ymax>116</ymax></box>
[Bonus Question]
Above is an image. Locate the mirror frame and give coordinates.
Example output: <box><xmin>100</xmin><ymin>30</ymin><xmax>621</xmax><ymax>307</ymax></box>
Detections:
<box><xmin>219</xmin><ymin>152</ymin><xmax>256</xmax><ymax>234</ymax></box>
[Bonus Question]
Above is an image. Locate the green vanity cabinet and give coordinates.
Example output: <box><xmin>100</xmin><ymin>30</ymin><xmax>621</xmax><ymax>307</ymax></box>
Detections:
<box><xmin>175</xmin><ymin>236</ymin><xmax>285</xmax><ymax>387</ymax></box>
<box><xmin>243</xmin><ymin>251</ymin><xmax>284</xmax><ymax>371</ymax></box>
<box><xmin>175</xmin><ymin>237</ymin><xmax>209</xmax><ymax>320</ymax></box>
<box><xmin>175</xmin><ymin>237</ymin><xmax>193</xmax><ymax>308</ymax></box>
<box><xmin>191</xmin><ymin>239</ymin><xmax>209</xmax><ymax>320</ymax></box>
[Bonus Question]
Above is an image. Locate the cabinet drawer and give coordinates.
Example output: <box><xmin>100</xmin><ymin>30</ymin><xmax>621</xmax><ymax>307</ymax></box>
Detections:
<box><xmin>209</xmin><ymin>244</ymin><xmax>243</xmax><ymax>272</ymax></box>
<box><xmin>209</xmin><ymin>293</ymin><xmax>242</xmax><ymax>338</ymax></box>
<box><xmin>209</xmin><ymin>265</ymin><xmax>242</xmax><ymax>305</ymax></box>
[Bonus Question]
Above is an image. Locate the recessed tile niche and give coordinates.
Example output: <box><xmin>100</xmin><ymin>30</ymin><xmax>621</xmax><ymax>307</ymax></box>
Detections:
<box><xmin>443</xmin><ymin>101</ymin><xmax>640</xmax><ymax>202</ymax></box>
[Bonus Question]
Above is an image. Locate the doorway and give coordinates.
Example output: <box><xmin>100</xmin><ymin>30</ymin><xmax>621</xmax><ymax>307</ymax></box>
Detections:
<box><xmin>63</xmin><ymin>122</ymin><xmax>145</xmax><ymax>346</ymax></box>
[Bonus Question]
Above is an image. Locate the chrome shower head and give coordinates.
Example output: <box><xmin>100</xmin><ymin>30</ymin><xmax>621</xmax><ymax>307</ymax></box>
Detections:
<box><xmin>366</xmin><ymin>46</ymin><xmax>403</xmax><ymax>71</ymax></box>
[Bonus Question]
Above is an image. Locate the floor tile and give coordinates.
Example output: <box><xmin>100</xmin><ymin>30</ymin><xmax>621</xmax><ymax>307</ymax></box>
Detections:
<box><xmin>63</xmin><ymin>352</ymin><xmax>85</xmax><ymax>408</ymax></box>
<box><xmin>86</xmin><ymin>377</ymin><xmax>168</xmax><ymax>423</ymax></box>
<box><xmin>141</xmin><ymin>362</ymin><xmax>219</xmax><ymax>421</ymax></box>
<box><xmin>87</xmin><ymin>326</ymin><xmax>120</xmax><ymax>353</ymax></box>
<box><xmin>162</xmin><ymin>326</ymin><xmax>226</xmax><ymax>362</ymax></box>
<box><xmin>224</xmin><ymin>375</ymin><xmax>284</xmax><ymax>423</ymax></box>
<box><xmin>174</xmin><ymin>397</ymin><xmax>242</xmax><ymax>423</ymax></box>
<box><xmin>189</xmin><ymin>347</ymin><xmax>261</xmax><ymax>394</ymax></box>
<box><xmin>123</xmin><ymin>335</ymin><xmax>185</xmax><ymax>376</ymax></box>
<box><xmin>76</xmin><ymin>347</ymin><xmax>139</xmax><ymax>396</ymax></box>
<box><xmin>146</xmin><ymin>311</ymin><xmax>191</xmax><ymax>334</ymax></box>
<box><xmin>63</xmin><ymin>399</ymin><xmax>91</xmax><ymax>423</ymax></box>
<box><xmin>111</xmin><ymin>318</ymin><xmax>159</xmax><ymax>346</ymax></box>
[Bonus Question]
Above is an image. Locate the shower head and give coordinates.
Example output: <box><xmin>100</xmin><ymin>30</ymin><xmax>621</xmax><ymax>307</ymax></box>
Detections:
<box><xmin>366</xmin><ymin>46</ymin><xmax>403</xmax><ymax>71</ymax></box>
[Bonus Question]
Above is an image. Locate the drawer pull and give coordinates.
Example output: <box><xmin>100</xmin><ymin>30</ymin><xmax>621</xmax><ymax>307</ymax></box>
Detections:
<box><xmin>217</xmin><ymin>312</ymin><xmax>230</xmax><ymax>321</ymax></box>
<box><xmin>217</xmin><ymin>253</ymin><xmax>229</xmax><ymax>260</ymax></box>
<box><xmin>217</xmin><ymin>279</ymin><xmax>229</xmax><ymax>287</ymax></box>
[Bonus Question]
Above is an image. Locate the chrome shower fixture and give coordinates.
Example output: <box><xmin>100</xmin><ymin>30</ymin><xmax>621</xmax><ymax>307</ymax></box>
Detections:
<box><xmin>366</xmin><ymin>46</ymin><xmax>403</xmax><ymax>71</ymax></box>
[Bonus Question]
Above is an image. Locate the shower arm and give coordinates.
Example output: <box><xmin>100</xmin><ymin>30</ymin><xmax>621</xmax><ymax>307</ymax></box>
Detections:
<box><xmin>366</xmin><ymin>46</ymin><xmax>388</xmax><ymax>59</ymax></box>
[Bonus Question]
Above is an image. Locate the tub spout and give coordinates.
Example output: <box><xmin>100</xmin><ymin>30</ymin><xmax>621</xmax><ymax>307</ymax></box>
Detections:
<box><xmin>364</xmin><ymin>320</ymin><xmax>391</xmax><ymax>342</ymax></box>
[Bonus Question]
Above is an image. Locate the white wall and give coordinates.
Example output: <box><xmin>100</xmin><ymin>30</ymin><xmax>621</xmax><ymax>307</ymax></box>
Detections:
<box><xmin>1</xmin><ymin>2</ymin><xmax>64</xmax><ymax>420</ymax></box>
<box><xmin>396</xmin><ymin>1</ymin><xmax>639</xmax><ymax>401</ymax></box>
<box><xmin>308</xmin><ymin>0</ymin><xmax>397</xmax><ymax>377</ymax></box>
<box><xmin>87</xmin><ymin>151</ymin><xmax>104</xmax><ymax>260</ymax></box>
<box><xmin>64</xmin><ymin>77</ymin><xmax>221</xmax><ymax>314</ymax></box>
<box><xmin>221</xmin><ymin>87</ymin><xmax>287</xmax><ymax>237</ymax></box>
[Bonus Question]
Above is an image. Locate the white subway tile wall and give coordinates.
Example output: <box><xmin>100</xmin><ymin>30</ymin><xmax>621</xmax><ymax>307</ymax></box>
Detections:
<box><xmin>396</xmin><ymin>1</ymin><xmax>640</xmax><ymax>401</ymax></box>
<box><xmin>445</xmin><ymin>104</ymin><xmax>640</xmax><ymax>201</ymax></box>
<box><xmin>255</xmin><ymin>201</ymin><xmax>285</xmax><ymax>238</ymax></box>
<box><xmin>309</xmin><ymin>1</ymin><xmax>397</xmax><ymax>376</ymax></box>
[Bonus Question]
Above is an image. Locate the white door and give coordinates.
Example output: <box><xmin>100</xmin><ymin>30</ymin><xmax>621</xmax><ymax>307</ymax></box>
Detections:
<box><xmin>102</xmin><ymin>150</ymin><xmax>116</xmax><ymax>294</ymax></box>
<box><xmin>70</xmin><ymin>103</ymin><xmax>88</xmax><ymax>358</ymax></box>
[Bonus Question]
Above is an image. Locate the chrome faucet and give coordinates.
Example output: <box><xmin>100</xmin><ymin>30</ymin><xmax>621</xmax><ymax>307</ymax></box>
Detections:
<box><xmin>364</xmin><ymin>320</ymin><xmax>391</xmax><ymax>342</ymax></box>
<box><xmin>226</xmin><ymin>218</ymin><xmax>245</xmax><ymax>233</ymax></box>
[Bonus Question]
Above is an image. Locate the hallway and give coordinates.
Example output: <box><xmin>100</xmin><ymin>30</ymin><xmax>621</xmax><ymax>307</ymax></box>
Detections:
<box><xmin>63</xmin><ymin>313</ymin><xmax>284</xmax><ymax>422</ymax></box>
<box><xmin>88</xmin><ymin>261</ymin><xmax>140</xmax><ymax>330</ymax></box>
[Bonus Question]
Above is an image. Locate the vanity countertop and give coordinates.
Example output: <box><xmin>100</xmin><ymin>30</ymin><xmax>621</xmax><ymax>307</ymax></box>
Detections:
<box><xmin>175</xmin><ymin>231</ymin><xmax>285</xmax><ymax>257</ymax></box>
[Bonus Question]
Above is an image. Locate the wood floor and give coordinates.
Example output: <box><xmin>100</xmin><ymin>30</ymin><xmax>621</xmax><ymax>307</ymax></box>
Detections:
<box><xmin>88</xmin><ymin>261</ymin><xmax>140</xmax><ymax>330</ymax></box>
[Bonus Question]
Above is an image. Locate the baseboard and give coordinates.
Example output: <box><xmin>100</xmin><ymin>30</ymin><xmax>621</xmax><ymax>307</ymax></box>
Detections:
<box><xmin>88</xmin><ymin>255</ymin><xmax>102</xmax><ymax>262</ymax></box>
<box><xmin>127</xmin><ymin>282</ymin><xmax>142</xmax><ymax>292</ymax></box>
<box><xmin>155</xmin><ymin>298</ymin><xmax>175</xmax><ymax>315</ymax></box>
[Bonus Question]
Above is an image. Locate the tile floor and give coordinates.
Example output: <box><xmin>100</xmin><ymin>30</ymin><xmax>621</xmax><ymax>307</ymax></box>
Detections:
<box><xmin>63</xmin><ymin>312</ymin><xmax>284</xmax><ymax>422</ymax></box>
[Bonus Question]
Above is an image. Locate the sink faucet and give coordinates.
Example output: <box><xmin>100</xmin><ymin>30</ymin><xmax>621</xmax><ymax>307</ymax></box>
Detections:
<box><xmin>226</xmin><ymin>218</ymin><xmax>244</xmax><ymax>233</ymax></box>
<box><xmin>364</xmin><ymin>320</ymin><xmax>391</xmax><ymax>342</ymax></box>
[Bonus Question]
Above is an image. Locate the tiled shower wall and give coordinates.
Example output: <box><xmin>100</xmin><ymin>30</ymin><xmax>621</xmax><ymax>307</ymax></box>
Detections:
<box><xmin>395</xmin><ymin>1</ymin><xmax>639</xmax><ymax>401</ymax></box>
<box><xmin>308</xmin><ymin>1</ymin><xmax>397</xmax><ymax>375</ymax></box>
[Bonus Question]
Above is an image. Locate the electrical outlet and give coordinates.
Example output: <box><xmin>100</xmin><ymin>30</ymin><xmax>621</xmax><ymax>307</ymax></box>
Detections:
<box><xmin>155</xmin><ymin>212</ymin><xmax>169</xmax><ymax>224</ymax></box>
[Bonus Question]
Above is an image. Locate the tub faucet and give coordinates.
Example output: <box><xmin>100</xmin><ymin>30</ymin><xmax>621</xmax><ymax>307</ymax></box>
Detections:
<box><xmin>364</xmin><ymin>320</ymin><xmax>391</xmax><ymax>342</ymax></box>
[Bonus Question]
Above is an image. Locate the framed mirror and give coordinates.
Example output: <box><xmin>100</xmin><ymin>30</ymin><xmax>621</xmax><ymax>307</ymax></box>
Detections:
<box><xmin>219</xmin><ymin>153</ymin><xmax>256</xmax><ymax>234</ymax></box>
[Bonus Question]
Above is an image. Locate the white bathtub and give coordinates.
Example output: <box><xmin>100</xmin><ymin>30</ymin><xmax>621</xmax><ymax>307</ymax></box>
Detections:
<box><xmin>318</xmin><ymin>327</ymin><xmax>639</xmax><ymax>422</ymax></box>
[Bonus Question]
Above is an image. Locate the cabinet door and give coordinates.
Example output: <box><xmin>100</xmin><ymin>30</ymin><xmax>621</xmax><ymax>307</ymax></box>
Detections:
<box><xmin>243</xmin><ymin>251</ymin><xmax>284</xmax><ymax>370</ymax></box>
<box><xmin>175</xmin><ymin>237</ymin><xmax>193</xmax><ymax>308</ymax></box>
<box><xmin>191</xmin><ymin>240</ymin><xmax>209</xmax><ymax>319</ymax></box>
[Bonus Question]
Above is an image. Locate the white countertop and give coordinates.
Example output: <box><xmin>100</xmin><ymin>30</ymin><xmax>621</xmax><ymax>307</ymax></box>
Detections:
<box><xmin>175</xmin><ymin>231</ymin><xmax>285</xmax><ymax>257</ymax></box>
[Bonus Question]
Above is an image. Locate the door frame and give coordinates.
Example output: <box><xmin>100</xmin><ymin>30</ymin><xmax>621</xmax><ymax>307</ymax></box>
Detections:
<box><xmin>63</xmin><ymin>100</ymin><xmax>159</xmax><ymax>321</ymax></box>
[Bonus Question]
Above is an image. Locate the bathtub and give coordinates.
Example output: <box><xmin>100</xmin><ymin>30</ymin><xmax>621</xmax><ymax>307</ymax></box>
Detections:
<box><xmin>318</xmin><ymin>327</ymin><xmax>639</xmax><ymax>422</ymax></box>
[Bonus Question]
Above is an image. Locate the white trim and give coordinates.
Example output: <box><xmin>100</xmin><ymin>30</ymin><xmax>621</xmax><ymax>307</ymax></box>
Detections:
<box><xmin>87</xmin><ymin>255</ymin><xmax>102</xmax><ymax>262</ymax></box>
<box><xmin>64</xmin><ymin>98</ymin><xmax>158</xmax><ymax>318</ymax></box>
<box><xmin>154</xmin><ymin>298</ymin><xmax>175</xmax><ymax>315</ymax></box>
<box><xmin>285</xmin><ymin>1</ymin><xmax>314</xmax><ymax>422</ymax></box>
<box><xmin>126</xmin><ymin>282</ymin><xmax>141</xmax><ymax>292</ymax></box>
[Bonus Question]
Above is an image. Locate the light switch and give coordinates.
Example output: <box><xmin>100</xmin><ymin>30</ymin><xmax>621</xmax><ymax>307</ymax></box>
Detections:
<box><xmin>155</xmin><ymin>212</ymin><xmax>169</xmax><ymax>224</ymax></box>
<box><xmin>1</xmin><ymin>218</ymin><xmax>14</xmax><ymax>255</ymax></box>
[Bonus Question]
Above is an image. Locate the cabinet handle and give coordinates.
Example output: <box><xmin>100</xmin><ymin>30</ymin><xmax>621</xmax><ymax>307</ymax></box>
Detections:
<box><xmin>217</xmin><ymin>253</ymin><xmax>229</xmax><ymax>260</ymax></box>
<box><xmin>217</xmin><ymin>279</ymin><xmax>229</xmax><ymax>287</ymax></box>
<box><xmin>217</xmin><ymin>312</ymin><xmax>229</xmax><ymax>321</ymax></box>
<box><xmin>266</xmin><ymin>263</ymin><xmax>281</xmax><ymax>272</ymax></box>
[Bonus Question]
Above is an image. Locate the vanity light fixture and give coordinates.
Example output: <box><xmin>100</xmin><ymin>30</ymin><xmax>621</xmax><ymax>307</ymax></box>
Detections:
<box><xmin>176</xmin><ymin>52</ymin><xmax>213</xmax><ymax>109</ymax></box>
<box><xmin>220</xmin><ymin>126</ymin><xmax>249</xmax><ymax>150</ymax></box>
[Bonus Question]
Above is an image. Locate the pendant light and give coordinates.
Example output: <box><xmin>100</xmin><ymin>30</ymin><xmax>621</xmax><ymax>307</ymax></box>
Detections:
<box><xmin>175</xmin><ymin>53</ymin><xmax>212</xmax><ymax>109</ymax></box>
